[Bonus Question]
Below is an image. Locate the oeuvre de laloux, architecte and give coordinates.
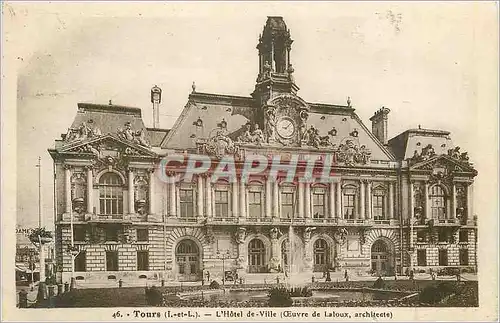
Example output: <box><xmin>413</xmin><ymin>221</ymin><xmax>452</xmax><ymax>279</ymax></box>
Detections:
<box><xmin>49</xmin><ymin>16</ymin><xmax>478</xmax><ymax>285</ymax></box>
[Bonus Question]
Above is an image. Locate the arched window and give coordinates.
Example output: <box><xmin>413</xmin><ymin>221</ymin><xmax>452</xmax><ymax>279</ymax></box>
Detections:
<box><xmin>343</xmin><ymin>186</ymin><xmax>357</xmax><ymax>219</ymax></box>
<box><xmin>430</xmin><ymin>185</ymin><xmax>447</xmax><ymax>219</ymax></box>
<box><xmin>313</xmin><ymin>239</ymin><xmax>329</xmax><ymax>272</ymax></box>
<box><xmin>99</xmin><ymin>173</ymin><xmax>123</xmax><ymax>215</ymax></box>
<box><xmin>372</xmin><ymin>188</ymin><xmax>386</xmax><ymax>220</ymax></box>
<box><xmin>248</xmin><ymin>239</ymin><xmax>266</xmax><ymax>273</ymax></box>
<box><xmin>176</xmin><ymin>240</ymin><xmax>200</xmax><ymax>281</ymax></box>
<box><xmin>312</xmin><ymin>187</ymin><xmax>326</xmax><ymax>219</ymax></box>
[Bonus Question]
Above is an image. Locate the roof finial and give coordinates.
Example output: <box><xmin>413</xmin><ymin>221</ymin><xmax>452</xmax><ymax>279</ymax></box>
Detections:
<box><xmin>192</xmin><ymin>81</ymin><xmax>196</xmax><ymax>93</ymax></box>
<box><xmin>418</xmin><ymin>124</ymin><xmax>421</xmax><ymax>129</ymax></box>
<box><xmin>347</xmin><ymin>96</ymin><xmax>351</xmax><ymax>107</ymax></box>
<box><xmin>108</xmin><ymin>100</ymin><xmax>112</xmax><ymax>105</ymax></box>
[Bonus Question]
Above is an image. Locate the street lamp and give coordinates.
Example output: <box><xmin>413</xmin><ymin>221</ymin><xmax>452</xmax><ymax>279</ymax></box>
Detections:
<box><xmin>67</xmin><ymin>245</ymin><xmax>80</xmax><ymax>289</ymax></box>
<box><xmin>216</xmin><ymin>249</ymin><xmax>231</xmax><ymax>286</ymax></box>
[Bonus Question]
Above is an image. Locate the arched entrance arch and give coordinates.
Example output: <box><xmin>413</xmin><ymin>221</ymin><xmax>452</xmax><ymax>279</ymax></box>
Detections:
<box><xmin>371</xmin><ymin>239</ymin><xmax>394</xmax><ymax>276</ymax></box>
<box><xmin>248</xmin><ymin>238</ymin><xmax>266</xmax><ymax>273</ymax></box>
<box><xmin>313</xmin><ymin>238</ymin><xmax>329</xmax><ymax>272</ymax></box>
<box><xmin>175</xmin><ymin>239</ymin><xmax>201</xmax><ymax>281</ymax></box>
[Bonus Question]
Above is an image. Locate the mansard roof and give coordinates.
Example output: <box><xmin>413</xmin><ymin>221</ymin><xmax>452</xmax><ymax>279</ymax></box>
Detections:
<box><xmin>160</xmin><ymin>91</ymin><xmax>395</xmax><ymax>163</ymax></box>
<box><xmin>388</xmin><ymin>127</ymin><xmax>453</xmax><ymax>161</ymax></box>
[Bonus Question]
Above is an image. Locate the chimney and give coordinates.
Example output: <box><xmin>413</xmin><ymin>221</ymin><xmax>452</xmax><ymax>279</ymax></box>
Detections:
<box><xmin>151</xmin><ymin>85</ymin><xmax>162</xmax><ymax>128</ymax></box>
<box><xmin>369</xmin><ymin>107</ymin><xmax>390</xmax><ymax>145</ymax></box>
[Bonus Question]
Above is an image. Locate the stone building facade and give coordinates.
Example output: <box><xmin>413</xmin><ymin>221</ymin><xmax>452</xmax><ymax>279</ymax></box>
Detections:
<box><xmin>49</xmin><ymin>17</ymin><xmax>477</xmax><ymax>285</ymax></box>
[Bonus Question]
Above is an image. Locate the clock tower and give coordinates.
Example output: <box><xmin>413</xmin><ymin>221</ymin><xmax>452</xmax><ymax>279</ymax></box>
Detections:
<box><xmin>252</xmin><ymin>17</ymin><xmax>308</xmax><ymax>147</ymax></box>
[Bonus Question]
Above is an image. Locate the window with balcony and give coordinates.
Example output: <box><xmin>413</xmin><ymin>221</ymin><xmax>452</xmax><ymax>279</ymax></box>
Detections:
<box><xmin>459</xmin><ymin>249</ymin><xmax>469</xmax><ymax>265</ymax></box>
<box><xmin>459</xmin><ymin>230</ymin><xmax>468</xmax><ymax>243</ymax></box>
<box><xmin>372</xmin><ymin>188</ymin><xmax>386</xmax><ymax>220</ymax></box>
<box><xmin>438</xmin><ymin>229</ymin><xmax>449</xmax><ymax>243</ymax></box>
<box><xmin>106</xmin><ymin>251</ymin><xmax>119</xmax><ymax>271</ymax></box>
<box><xmin>438</xmin><ymin>249</ymin><xmax>448</xmax><ymax>266</ymax></box>
<box><xmin>312</xmin><ymin>190</ymin><xmax>326</xmax><ymax>219</ymax></box>
<box><xmin>99</xmin><ymin>173</ymin><xmax>124</xmax><ymax>215</ymax></box>
<box><xmin>74</xmin><ymin>251</ymin><xmax>86</xmax><ymax>272</ymax></box>
<box><xmin>417</xmin><ymin>230</ymin><xmax>426</xmax><ymax>243</ymax></box>
<box><xmin>73</xmin><ymin>225</ymin><xmax>86</xmax><ymax>242</ymax></box>
<box><xmin>214</xmin><ymin>190</ymin><xmax>229</xmax><ymax>217</ymax></box>
<box><xmin>417</xmin><ymin>249</ymin><xmax>427</xmax><ymax>266</ymax></box>
<box><xmin>137</xmin><ymin>251</ymin><xmax>149</xmax><ymax>271</ymax></box>
<box><xmin>248</xmin><ymin>191</ymin><xmax>262</xmax><ymax>218</ymax></box>
<box><xmin>105</xmin><ymin>226</ymin><xmax>119</xmax><ymax>242</ymax></box>
<box><xmin>136</xmin><ymin>229</ymin><xmax>149</xmax><ymax>242</ymax></box>
<box><xmin>343</xmin><ymin>186</ymin><xmax>357</xmax><ymax>219</ymax></box>
<box><xmin>430</xmin><ymin>185</ymin><xmax>447</xmax><ymax>219</ymax></box>
<box><xmin>281</xmin><ymin>192</ymin><xmax>294</xmax><ymax>218</ymax></box>
<box><xmin>179</xmin><ymin>189</ymin><xmax>194</xmax><ymax>218</ymax></box>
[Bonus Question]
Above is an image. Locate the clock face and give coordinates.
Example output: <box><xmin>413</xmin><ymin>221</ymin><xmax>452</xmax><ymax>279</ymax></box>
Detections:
<box><xmin>276</xmin><ymin>118</ymin><xmax>296</xmax><ymax>139</ymax></box>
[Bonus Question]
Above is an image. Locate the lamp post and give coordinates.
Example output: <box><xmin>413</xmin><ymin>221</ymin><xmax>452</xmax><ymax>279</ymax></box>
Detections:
<box><xmin>216</xmin><ymin>249</ymin><xmax>231</xmax><ymax>286</ymax></box>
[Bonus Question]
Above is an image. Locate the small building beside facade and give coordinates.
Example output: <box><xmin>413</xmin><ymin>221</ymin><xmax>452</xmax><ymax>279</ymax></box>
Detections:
<box><xmin>49</xmin><ymin>17</ymin><xmax>477</xmax><ymax>285</ymax></box>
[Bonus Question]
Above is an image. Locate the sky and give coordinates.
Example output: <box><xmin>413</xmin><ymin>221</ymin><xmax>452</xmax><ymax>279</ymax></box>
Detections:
<box><xmin>7</xmin><ymin>2</ymin><xmax>498</xmax><ymax>231</ymax></box>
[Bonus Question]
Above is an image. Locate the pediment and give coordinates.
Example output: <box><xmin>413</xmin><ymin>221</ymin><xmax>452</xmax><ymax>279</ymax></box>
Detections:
<box><xmin>60</xmin><ymin>134</ymin><xmax>156</xmax><ymax>158</ymax></box>
<box><xmin>410</xmin><ymin>155</ymin><xmax>476</xmax><ymax>175</ymax></box>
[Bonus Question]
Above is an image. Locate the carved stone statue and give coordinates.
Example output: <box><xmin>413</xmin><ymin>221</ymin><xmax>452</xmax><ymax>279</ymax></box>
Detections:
<box><xmin>270</xmin><ymin>227</ymin><xmax>281</xmax><ymax>240</ymax></box>
<box><xmin>265</xmin><ymin>107</ymin><xmax>277</xmax><ymax>142</ymax></box>
<box><xmin>263</xmin><ymin>60</ymin><xmax>272</xmax><ymax>78</ymax></box>
<box><xmin>237</xmin><ymin>123</ymin><xmax>253</xmax><ymax>143</ymax></box>
<box><xmin>251</xmin><ymin>124</ymin><xmax>266</xmax><ymax>145</ymax></box>
<box><xmin>303</xmin><ymin>227</ymin><xmax>316</xmax><ymax>242</ymax></box>
<box><xmin>235</xmin><ymin>227</ymin><xmax>246</xmax><ymax>244</ymax></box>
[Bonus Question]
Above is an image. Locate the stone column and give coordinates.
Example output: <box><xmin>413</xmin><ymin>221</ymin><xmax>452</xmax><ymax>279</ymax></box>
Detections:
<box><xmin>359</xmin><ymin>181</ymin><xmax>365</xmax><ymax>220</ymax></box>
<box><xmin>205</xmin><ymin>176</ymin><xmax>212</xmax><ymax>218</ymax></box>
<box><xmin>232</xmin><ymin>181</ymin><xmax>238</xmax><ymax>218</ymax></box>
<box><xmin>65</xmin><ymin>166</ymin><xmax>71</xmax><ymax>214</ymax></box>
<box><xmin>303</xmin><ymin>228</ymin><xmax>314</xmax><ymax>271</ymax></box>
<box><xmin>86</xmin><ymin>167</ymin><xmax>93</xmax><ymax>214</ymax></box>
<box><xmin>366</xmin><ymin>181</ymin><xmax>372</xmax><ymax>220</ymax></box>
<box><xmin>128</xmin><ymin>168</ymin><xmax>135</xmax><ymax>214</ymax></box>
<box><xmin>239</xmin><ymin>178</ymin><xmax>246</xmax><ymax>219</ymax></box>
<box><xmin>336</xmin><ymin>182</ymin><xmax>342</xmax><ymax>219</ymax></box>
<box><xmin>169</xmin><ymin>174</ymin><xmax>176</xmax><ymax>216</ymax></box>
<box><xmin>451</xmin><ymin>183</ymin><xmax>457</xmax><ymax>219</ymax></box>
<box><xmin>423</xmin><ymin>183</ymin><xmax>429</xmax><ymax>220</ymax></box>
<box><xmin>148</xmin><ymin>170</ymin><xmax>154</xmax><ymax>214</ymax></box>
<box><xmin>467</xmin><ymin>183</ymin><xmax>473</xmax><ymax>221</ymax></box>
<box><xmin>389</xmin><ymin>182</ymin><xmax>395</xmax><ymax>219</ymax></box>
<box><xmin>304</xmin><ymin>183</ymin><xmax>311</xmax><ymax>219</ymax></box>
<box><xmin>272</xmin><ymin>181</ymin><xmax>279</xmax><ymax>219</ymax></box>
<box><xmin>409</xmin><ymin>181</ymin><xmax>415</xmax><ymax>269</ymax></box>
<box><xmin>297</xmin><ymin>182</ymin><xmax>304</xmax><ymax>218</ymax></box>
<box><xmin>197</xmin><ymin>175</ymin><xmax>204</xmax><ymax>218</ymax></box>
<box><xmin>265</xmin><ymin>178</ymin><xmax>271</xmax><ymax>218</ymax></box>
<box><xmin>235</xmin><ymin>228</ymin><xmax>247</xmax><ymax>276</ymax></box>
<box><xmin>329</xmin><ymin>182</ymin><xmax>335</xmax><ymax>219</ymax></box>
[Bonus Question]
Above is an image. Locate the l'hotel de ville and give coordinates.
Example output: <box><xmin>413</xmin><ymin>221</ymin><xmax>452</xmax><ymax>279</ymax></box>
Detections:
<box><xmin>47</xmin><ymin>16</ymin><xmax>478</xmax><ymax>286</ymax></box>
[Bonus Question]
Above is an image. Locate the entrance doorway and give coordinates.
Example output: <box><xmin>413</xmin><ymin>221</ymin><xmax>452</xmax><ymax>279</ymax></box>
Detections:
<box><xmin>371</xmin><ymin>240</ymin><xmax>391</xmax><ymax>275</ymax></box>
<box><xmin>176</xmin><ymin>239</ymin><xmax>200</xmax><ymax>281</ymax></box>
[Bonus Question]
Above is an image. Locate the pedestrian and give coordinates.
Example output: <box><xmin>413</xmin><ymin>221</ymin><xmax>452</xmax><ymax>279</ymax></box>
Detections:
<box><xmin>206</xmin><ymin>271</ymin><xmax>210</xmax><ymax>283</ymax></box>
<box><xmin>344</xmin><ymin>269</ymin><xmax>349</xmax><ymax>282</ymax></box>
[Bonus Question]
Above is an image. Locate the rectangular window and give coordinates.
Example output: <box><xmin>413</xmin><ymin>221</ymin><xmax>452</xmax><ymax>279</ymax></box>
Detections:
<box><xmin>281</xmin><ymin>192</ymin><xmax>294</xmax><ymax>218</ymax></box>
<box><xmin>438</xmin><ymin>229</ymin><xmax>448</xmax><ymax>242</ymax></box>
<box><xmin>312</xmin><ymin>192</ymin><xmax>326</xmax><ymax>219</ymax></box>
<box><xmin>248</xmin><ymin>191</ymin><xmax>262</xmax><ymax>218</ymax></box>
<box><xmin>106</xmin><ymin>251</ymin><xmax>118</xmax><ymax>271</ymax></box>
<box><xmin>417</xmin><ymin>249</ymin><xmax>427</xmax><ymax>266</ymax></box>
<box><xmin>459</xmin><ymin>230</ymin><xmax>468</xmax><ymax>243</ymax></box>
<box><xmin>74</xmin><ymin>251</ymin><xmax>86</xmax><ymax>272</ymax></box>
<box><xmin>136</xmin><ymin>229</ymin><xmax>149</xmax><ymax>242</ymax></box>
<box><xmin>73</xmin><ymin>226</ymin><xmax>86</xmax><ymax>242</ymax></box>
<box><xmin>214</xmin><ymin>190</ymin><xmax>229</xmax><ymax>217</ymax></box>
<box><xmin>417</xmin><ymin>230</ymin><xmax>426</xmax><ymax>243</ymax></box>
<box><xmin>137</xmin><ymin>251</ymin><xmax>149</xmax><ymax>271</ymax></box>
<box><xmin>343</xmin><ymin>194</ymin><xmax>356</xmax><ymax>219</ymax></box>
<box><xmin>372</xmin><ymin>195</ymin><xmax>385</xmax><ymax>220</ymax></box>
<box><xmin>438</xmin><ymin>249</ymin><xmax>448</xmax><ymax>266</ymax></box>
<box><xmin>179</xmin><ymin>189</ymin><xmax>194</xmax><ymax>218</ymax></box>
<box><xmin>459</xmin><ymin>249</ymin><xmax>469</xmax><ymax>265</ymax></box>
<box><xmin>105</xmin><ymin>226</ymin><xmax>119</xmax><ymax>242</ymax></box>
